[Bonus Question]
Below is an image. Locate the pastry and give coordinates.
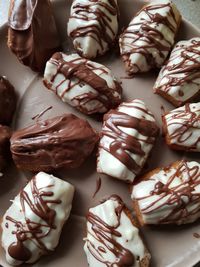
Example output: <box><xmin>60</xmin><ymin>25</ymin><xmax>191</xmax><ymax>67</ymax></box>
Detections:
<box><xmin>84</xmin><ymin>195</ymin><xmax>151</xmax><ymax>267</ymax></box>
<box><xmin>154</xmin><ymin>38</ymin><xmax>200</xmax><ymax>106</ymax></box>
<box><xmin>67</xmin><ymin>0</ymin><xmax>119</xmax><ymax>59</ymax></box>
<box><xmin>0</xmin><ymin>76</ymin><xmax>17</xmax><ymax>125</ymax></box>
<box><xmin>131</xmin><ymin>160</ymin><xmax>200</xmax><ymax>225</ymax></box>
<box><xmin>7</xmin><ymin>0</ymin><xmax>61</xmax><ymax>73</ymax></box>
<box><xmin>1</xmin><ymin>172</ymin><xmax>75</xmax><ymax>265</ymax></box>
<box><xmin>162</xmin><ymin>103</ymin><xmax>200</xmax><ymax>152</ymax></box>
<box><xmin>10</xmin><ymin>113</ymin><xmax>98</xmax><ymax>172</ymax></box>
<box><xmin>43</xmin><ymin>52</ymin><xmax>122</xmax><ymax>114</ymax></box>
<box><xmin>97</xmin><ymin>99</ymin><xmax>159</xmax><ymax>183</ymax></box>
<box><xmin>119</xmin><ymin>0</ymin><xmax>181</xmax><ymax>75</ymax></box>
<box><xmin>0</xmin><ymin>125</ymin><xmax>12</xmax><ymax>172</ymax></box>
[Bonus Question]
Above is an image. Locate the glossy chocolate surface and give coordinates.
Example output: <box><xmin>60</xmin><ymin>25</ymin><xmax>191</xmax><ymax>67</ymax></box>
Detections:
<box><xmin>0</xmin><ymin>125</ymin><xmax>12</xmax><ymax>171</ymax></box>
<box><xmin>7</xmin><ymin>0</ymin><xmax>61</xmax><ymax>73</ymax></box>
<box><xmin>0</xmin><ymin>76</ymin><xmax>17</xmax><ymax>125</ymax></box>
<box><xmin>10</xmin><ymin>114</ymin><xmax>98</xmax><ymax>172</ymax></box>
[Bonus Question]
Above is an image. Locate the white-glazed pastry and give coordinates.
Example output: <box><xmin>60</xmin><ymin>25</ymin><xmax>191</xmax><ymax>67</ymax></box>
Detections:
<box><xmin>131</xmin><ymin>160</ymin><xmax>200</xmax><ymax>225</ymax></box>
<box><xmin>43</xmin><ymin>52</ymin><xmax>122</xmax><ymax>114</ymax></box>
<box><xmin>97</xmin><ymin>99</ymin><xmax>159</xmax><ymax>183</ymax></box>
<box><xmin>1</xmin><ymin>172</ymin><xmax>75</xmax><ymax>265</ymax></box>
<box><xmin>154</xmin><ymin>38</ymin><xmax>200</xmax><ymax>106</ymax></box>
<box><xmin>84</xmin><ymin>195</ymin><xmax>151</xmax><ymax>267</ymax></box>
<box><xmin>119</xmin><ymin>0</ymin><xmax>181</xmax><ymax>74</ymax></box>
<box><xmin>67</xmin><ymin>0</ymin><xmax>119</xmax><ymax>59</ymax></box>
<box><xmin>162</xmin><ymin>103</ymin><xmax>200</xmax><ymax>151</ymax></box>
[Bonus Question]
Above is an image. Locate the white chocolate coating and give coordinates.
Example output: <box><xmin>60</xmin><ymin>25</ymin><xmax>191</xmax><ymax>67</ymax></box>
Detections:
<box><xmin>67</xmin><ymin>0</ymin><xmax>119</xmax><ymax>59</ymax></box>
<box><xmin>97</xmin><ymin>99</ymin><xmax>159</xmax><ymax>183</ymax></box>
<box><xmin>84</xmin><ymin>196</ymin><xmax>148</xmax><ymax>267</ymax></box>
<box><xmin>119</xmin><ymin>0</ymin><xmax>181</xmax><ymax>74</ymax></box>
<box><xmin>132</xmin><ymin>161</ymin><xmax>200</xmax><ymax>225</ymax></box>
<box><xmin>163</xmin><ymin>103</ymin><xmax>200</xmax><ymax>151</ymax></box>
<box><xmin>154</xmin><ymin>38</ymin><xmax>200</xmax><ymax>106</ymax></box>
<box><xmin>1</xmin><ymin>172</ymin><xmax>75</xmax><ymax>265</ymax></box>
<box><xmin>43</xmin><ymin>53</ymin><xmax>122</xmax><ymax>114</ymax></box>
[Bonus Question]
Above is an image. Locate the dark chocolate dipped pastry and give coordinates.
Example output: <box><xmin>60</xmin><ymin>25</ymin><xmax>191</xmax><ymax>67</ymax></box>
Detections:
<box><xmin>44</xmin><ymin>53</ymin><xmax>122</xmax><ymax>115</ymax></box>
<box><xmin>10</xmin><ymin>114</ymin><xmax>98</xmax><ymax>172</ymax></box>
<box><xmin>0</xmin><ymin>125</ymin><xmax>12</xmax><ymax>171</ymax></box>
<box><xmin>7</xmin><ymin>0</ymin><xmax>61</xmax><ymax>73</ymax></box>
<box><xmin>0</xmin><ymin>76</ymin><xmax>17</xmax><ymax>125</ymax></box>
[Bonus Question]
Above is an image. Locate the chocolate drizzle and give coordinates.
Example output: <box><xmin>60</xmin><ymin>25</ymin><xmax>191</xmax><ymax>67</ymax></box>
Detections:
<box><xmin>100</xmin><ymin>101</ymin><xmax>159</xmax><ymax>175</ymax></box>
<box><xmin>120</xmin><ymin>2</ymin><xmax>180</xmax><ymax>73</ymax></box>
<box><xmin>86</xmin><ymin>195</ymin><xmax>135</xmax><ymax>266</ymax></box>
<box><xmin>68</xmin><ymin>0</ymin><xmax>119</xmax><ymax>57</ymax></box>
<box><xmin>154</xmin><ymin>38</ymin><xmax>200</xmax><ymax>106</ymax></box>
<box><xmin>136</xmin><ymin>161</ymin><xmax>200</xmax><ymax>224</ymax></box>
<box><xmin>6</xmin><ymin>175</ymin><xmax>61</xmax><ymax>262</ymax></box>
<box><xmin>92</xmin><ymin>177</ymin><xmax>102</xmax><ymax>198</ymax></box>
<box><xmin>45</xmin><ymin>53</ymin><xmax>122</xmax><ymax>114</ymax></box>
<box><xmin>164</xmin><ymin>103</ymin><xmax>200</xmax><ymax>150</ymax></box>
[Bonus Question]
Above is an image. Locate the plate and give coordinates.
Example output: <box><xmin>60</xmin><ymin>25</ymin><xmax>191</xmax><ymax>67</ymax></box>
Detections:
<box><xmin>0</xmin><ymin>0</ymin><xmax>200</xmax><ymax>266</ymax></box>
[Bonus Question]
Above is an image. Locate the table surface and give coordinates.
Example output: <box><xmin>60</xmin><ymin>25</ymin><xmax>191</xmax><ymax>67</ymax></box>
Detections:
<box><xmin>0</xmin><ymin>0</ymin><xmax>200</xmax><ymax>28</ymax></box>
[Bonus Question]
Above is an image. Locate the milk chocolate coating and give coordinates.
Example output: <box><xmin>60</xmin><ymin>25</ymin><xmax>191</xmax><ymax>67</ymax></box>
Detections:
<box><xmin>0</xmin><ymin>125</ymin><xmax>12</xmax><ymax>171</ymax></box>
<box><xmin>10</xmin><ymin>114</ymin><xmax>98</xmax><ymax>172</ymax></box>
<box><xmin>7</xmin><ymin>0</ymin><xmax>61</xmax><ymax>73</ymax></box>
<box><xmin>0</xmin><ymin>76</ymin><xmax>17</xmax><ymax>125</ymax></box>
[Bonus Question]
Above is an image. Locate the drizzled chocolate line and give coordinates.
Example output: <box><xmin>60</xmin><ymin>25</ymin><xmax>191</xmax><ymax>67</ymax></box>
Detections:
<box><xmin>100</xmin><ymin>102</ymin><xmax>159</xmax><ymax>174</ymax></box>
<box><xmin>164</xmin><ymin>104</ymin><xmax>200</xmax><ymax>150</ymax></box>
<box><xmin>6</xmin><ymin>176</ymin><xmax>61</xmax><ymax>262</ymax></box>
<box><xmin>120</xmin><ymin>2</ymin><xmax>179</xmax><ymax>71</ymax></box>
<box><xmin>92</xmin><ymin>177</ymin><xmax>102</xmax><ymax>198</ymax></box>
<box><xmin>69</xmin><ymin>0</ymin><xmax>119</xmax><ymax>54</ymax></box>
<box><xmin>86</xmin><ymin>195</ymin><xmax>135</xmax><ymax>266</ymax></box>
<box><xmin>155</xmin><ymin>39</ymin><xmax>200</xmax><ymax>94</ymax></box>
<box><xmin>47</xmin><ymin>53</ymin><xmax>121</xmax><ymax>113</ymax></box>
<box><xmin>137</xmin><ymin>161</ymin><xmax>200</xmax><ymax>224</ymax></box>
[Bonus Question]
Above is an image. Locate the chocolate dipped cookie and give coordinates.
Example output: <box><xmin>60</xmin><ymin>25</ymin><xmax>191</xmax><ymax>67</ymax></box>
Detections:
<box><xmin>10</xmin><ymin>114</ymin><xmax>98</xmax><ymax>172</ymax></box>
<box><xmin>119</xmin><ymin>0</ymin><xmax>181</xmax><ymax>75</ymax></box>
<box><xmin>44</xmin><ymin>52</ymin><xmax>122</xmax><ymax>115</ymax></box>
<box><xmin>7</xmin><ymin>0</ymin><xmax>61</xmax><ymax>73</ymax></box>
<box><xmin>67</xmin><ymin>0</ymin><xmax>119</xmax><ymax>59</ymax></box>
<box><xmin>0</xmin><ymin>76</ymin><xmax>17</xmax><ymax>125</ymax></box>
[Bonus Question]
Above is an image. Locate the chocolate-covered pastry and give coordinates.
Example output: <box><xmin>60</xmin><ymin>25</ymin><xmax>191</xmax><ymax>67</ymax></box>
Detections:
<box><xmin>84</xmin><ymin>195</ymin><xmax>151</xmax><ymax>267</ymax></box>
<box><xmin>44</xmin><ymin>53</ymin><xmax>122</xmax><ymax>115</ymax></box>
<box><xmin>0</xmin><ymin>76</ymin><xmax>17</xmax><ymax>125</ymax></box>
<box><xmin>131</xmin><ymin>160</ymin><xmax>200</xmax><ymax>225</ymax></box>
<box><xmin>1</xmin><ymin>172</ymin><xmax>75</xmax><ymax>265</ymax></box>
<box><xmin>7</xmin><ymin>0</ymin><xmax>61</xmax><ymax>73</ymax></box>
<box><xmin>97</xmin><ymin>99</ymin><xmax>159</xmax><ymax>183</ymax></box>
<box><xmin>119</xmin><ymin>0</ymin><xmax>181</xmax><ymax>75</ymax></box>
<box><xmin>162</xmin><ymin>103</ymin><xmax>200</xmax><ymax>152</ymax></box>
<box><xmin>10</xmin><ymin>114</ymin><xmax>98</xmax><ymax>172</ymax></box>
<box><xmin>0</xmin><ymin>125</ymin><xmax>12</xmax><ymax>171</ymax></box>
<box><xmin>67</xmin><ymin>0</ymin><xmax>119</xmax><ymax>59</ymax></box>
<box><xmin>154</xmin><ymin>38</ymin><xmax>200</xmax><ymax>107</ymax></box>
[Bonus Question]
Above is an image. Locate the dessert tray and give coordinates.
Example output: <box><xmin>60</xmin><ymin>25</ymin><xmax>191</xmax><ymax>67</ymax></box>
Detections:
<box><xmin>0</xmin><ymin>0</ymin><xmax>200</xmax><ymax>266</ymax></box>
